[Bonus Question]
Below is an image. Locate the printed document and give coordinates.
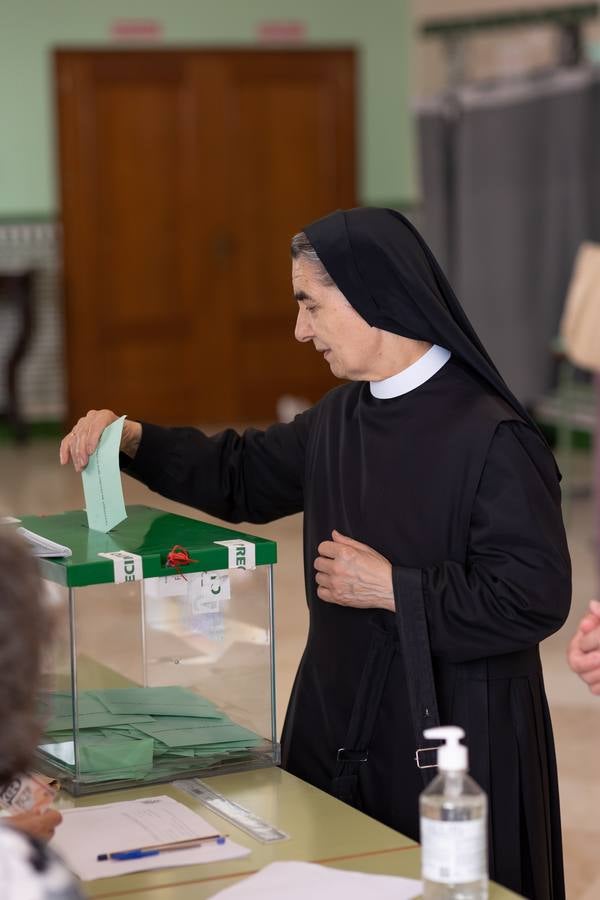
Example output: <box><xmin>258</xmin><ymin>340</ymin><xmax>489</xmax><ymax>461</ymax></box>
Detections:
<box><xmin>51</xmin><ymin>795</ymin><xmax>250</xmax><ymax>880</ymax></box>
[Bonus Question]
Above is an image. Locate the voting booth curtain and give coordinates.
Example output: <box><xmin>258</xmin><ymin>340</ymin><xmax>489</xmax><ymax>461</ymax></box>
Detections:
<box><xmin>416</xmin><ymin>66</ymin><xmax>600</xmax><ymax>406</ymax></box>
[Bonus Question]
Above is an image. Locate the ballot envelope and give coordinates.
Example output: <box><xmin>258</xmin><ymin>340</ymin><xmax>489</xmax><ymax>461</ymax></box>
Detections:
<box><xmin>21</xmin><ymin>506</ymin><xmax>278</xmax><ymax>795</ymax></box>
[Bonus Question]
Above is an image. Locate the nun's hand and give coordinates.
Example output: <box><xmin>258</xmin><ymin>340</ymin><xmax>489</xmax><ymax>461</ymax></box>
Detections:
<box><xmin>314</xmin><ymin>530</ymin><xmax>394</xmax><ymax>611</ymax></box>
<box><xmin>59</xmin><ymin>410</ymin><xmax>142</xmax><ymax>472</ymax></box>
<box><xmin>60</xmin><ymin>409</ymin><xmax>118</xmax><ymax>472</ymax></box>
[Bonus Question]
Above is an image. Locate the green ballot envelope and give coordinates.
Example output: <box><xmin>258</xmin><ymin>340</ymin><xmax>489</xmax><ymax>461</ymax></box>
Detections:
<box><xmin>81</xmin><ymin>415</ymin><xmax>127</xmax><ymax>533</ymax></box>
<box><xmin>22</xmin><ymin>506</ymin><xmax>278</xmax><ymax>795</ymax></box>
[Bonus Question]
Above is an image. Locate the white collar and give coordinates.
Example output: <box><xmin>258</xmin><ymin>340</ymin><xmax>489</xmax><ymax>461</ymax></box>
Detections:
<box><xmin>369</xmin><ymin>344</ymin><xmax>451</xmax><ymax>399</ymax></box>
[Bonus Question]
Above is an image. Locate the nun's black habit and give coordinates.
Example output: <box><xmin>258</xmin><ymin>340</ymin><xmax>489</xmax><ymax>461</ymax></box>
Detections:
<box><xmin>123</xmin><ymin>208</ymin><xmax>571</xmax><ymax>900</ymax></box>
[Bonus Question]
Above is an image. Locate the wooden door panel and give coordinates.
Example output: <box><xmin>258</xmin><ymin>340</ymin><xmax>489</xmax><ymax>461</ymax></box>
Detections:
<box><xmin>239</xmin><ymin>327</ymin><xmax>335</xmax><ymax>418</ymax></box>
<box><xmin>94</xmin><ymin>81</ymin><xmax>187</xmax><ymax>330</ymax></box>
<box><xmin>57</xmin><ymin>53</ymin><xmax>202</xmax><ymax>422</ymax></box>
<box><xmin>56</xmin><ymin>49</ymin><xmax>356</xmax><ymax>425</ymax></box>
<box><xmin>224</xmin><ymin>51</ymin><xmax>356</xmax><ymax>415</ymax></box>
<box><xmin>232</xmin><ymin>78</ymin><xmax>340</xmax><ymax>320</ymax></box>
<box><xmin>102</xmin><ymin>342</ymin><xmax>195</xmax><ymax>422</ymax></box>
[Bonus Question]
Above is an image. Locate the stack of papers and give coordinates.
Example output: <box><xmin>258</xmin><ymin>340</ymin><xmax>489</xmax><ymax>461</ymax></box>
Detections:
<box><xmin>51</xmin><ymin>795</ymin><xmax>250</xmax><ymax>880</ymax></box>
<box><xmin>39</xmin><ymin>686</ymin><xmax>262</xmax><ymax>781</ymax></box>
<box><xmin>17</xmin><ymin>526</ymin><xmax>72</xmax><ymax>558</ymax></box>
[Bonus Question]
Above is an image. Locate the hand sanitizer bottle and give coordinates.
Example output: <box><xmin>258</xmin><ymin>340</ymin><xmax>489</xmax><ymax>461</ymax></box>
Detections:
<box><xmin>420</xmin><ymin>726</ymin><xmax>488</xmax><ymax>900</ymax></box>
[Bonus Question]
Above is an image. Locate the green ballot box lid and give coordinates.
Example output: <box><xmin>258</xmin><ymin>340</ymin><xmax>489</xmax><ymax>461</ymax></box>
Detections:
<box><xmin>19</xmin><ymin>505</ymin><xmax>277</xmax><ymax>587</ymax></box>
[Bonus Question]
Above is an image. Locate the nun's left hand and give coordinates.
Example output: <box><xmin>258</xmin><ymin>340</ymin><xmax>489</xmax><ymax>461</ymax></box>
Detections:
<box><xmin>314</xmin><ymin>530</ymin><xmax>394</xmax><ymax>611</ymax></box>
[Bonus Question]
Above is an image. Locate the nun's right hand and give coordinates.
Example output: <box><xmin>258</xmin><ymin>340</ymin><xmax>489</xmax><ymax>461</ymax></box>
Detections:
<box><xmin>59</xmin><ymin>408</ymin><xmax>119</xmax><ymax>472</ymax></box>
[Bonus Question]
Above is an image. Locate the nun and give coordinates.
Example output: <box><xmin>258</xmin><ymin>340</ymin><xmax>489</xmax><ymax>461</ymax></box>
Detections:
<box><xmin>61</xmin><ymin>207</ymin><xmax>571</xmax><ymax>900</ymax></box>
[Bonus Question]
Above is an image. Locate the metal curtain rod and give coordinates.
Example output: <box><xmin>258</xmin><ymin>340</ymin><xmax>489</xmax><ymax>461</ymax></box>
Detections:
<box><xmin>421</xmin><ymin>4</ymin><xmax>598</xmax><ymax>38</ymax></box>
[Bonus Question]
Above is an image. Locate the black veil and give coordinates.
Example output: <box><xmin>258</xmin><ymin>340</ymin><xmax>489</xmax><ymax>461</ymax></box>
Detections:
<box><xmin>304</xmin><ymin>207</ymin><xmax>547</xmax><ymax>445</ymax></box>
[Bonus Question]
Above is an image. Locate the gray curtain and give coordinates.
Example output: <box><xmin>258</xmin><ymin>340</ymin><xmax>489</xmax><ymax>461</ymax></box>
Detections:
<box><xmin>417</xmin><ymin>67</ymin><xmax>600</xmax><ymax>405</ymax></box>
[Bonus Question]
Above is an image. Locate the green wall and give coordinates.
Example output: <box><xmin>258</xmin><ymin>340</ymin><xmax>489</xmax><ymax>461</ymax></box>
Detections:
<box><xmin>0</xmin><ymin>0</ymin><xmax>415</xmax><ymax>218</ymax></box>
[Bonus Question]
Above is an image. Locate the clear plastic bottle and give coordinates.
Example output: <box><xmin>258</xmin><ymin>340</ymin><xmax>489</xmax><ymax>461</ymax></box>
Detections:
<box><xmin>420</xmin><ymin>726</ymin><xmax>488</xmax><ymax>900</ymax></box>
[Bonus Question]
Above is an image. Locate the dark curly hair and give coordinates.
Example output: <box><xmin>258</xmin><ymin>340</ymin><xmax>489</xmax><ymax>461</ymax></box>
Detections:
<box><xmin>0</xmin><ymin>530</ymin><xmax>48</xmax><ymax>783</ymax></box>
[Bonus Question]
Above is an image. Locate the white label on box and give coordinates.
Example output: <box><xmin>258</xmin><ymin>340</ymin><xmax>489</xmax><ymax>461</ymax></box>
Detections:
<box><xmin>98</xmin><ymin>550</ymin><xmax>143</xmax><ymax>583</ymax></box>
<box><xmin>214</xmin><ymin>539</ymin><xmax>256</xmax><ymax>570</ymax></box>
<box><xmin>190</xmin><ymin>571</ymin><xmax>231</xmax><ymax>612</ymax></box>
<box><xmin>421</xmin><ymin>818</ymin><xmax>486</xmax><ymax>884</ymax></box>
<box><xmin>144</xmin><ymin>573</ymin><xmax>189</xmax><ymax>598</ymax></box>
<box><xmin>144</xmin><ymin>571</ymin><xmax>230</xmax><ymax>607</ymax></box>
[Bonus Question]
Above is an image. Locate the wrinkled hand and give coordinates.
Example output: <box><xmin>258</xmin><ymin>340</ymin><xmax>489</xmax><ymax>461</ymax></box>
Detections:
<box><xmin>314</xmin><ymin>530</ymin><xmax>394</xmax><ymax>611</ymax></box>
<box><xmin>7</xmin><ymin>808</ymin><xmax>63</xmax><ymax>842</ymax></box>
<box><xmin>59</xmin><ymin>409</ymin><xmax>141</xmax><ymax>472</ymax></box>
<box><xmin>567</xmin><ymin>599</ymin><xmax>600</xmax><ymax>694</ymax></box>
<box><xmin>59</xmin><ymin>409</ymin><xmax>118</xmax><ymax>472</ymax></box>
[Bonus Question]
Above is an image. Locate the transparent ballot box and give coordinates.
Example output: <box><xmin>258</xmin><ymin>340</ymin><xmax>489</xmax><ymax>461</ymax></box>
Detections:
<box><xmin>25</xmin><ymin>506</ymin><xmax>278</xmax><ymax>795</ymax></box>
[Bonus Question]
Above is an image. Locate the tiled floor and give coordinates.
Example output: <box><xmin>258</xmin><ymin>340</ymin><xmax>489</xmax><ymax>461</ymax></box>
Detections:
<box><xmin>1</xmin><ymin>435</ymin><xmax>599</xmax><ymax>897</ymax></box>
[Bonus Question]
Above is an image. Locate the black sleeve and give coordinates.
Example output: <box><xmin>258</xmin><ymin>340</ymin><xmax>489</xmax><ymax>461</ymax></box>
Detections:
<box><xmin>120</xmin><ymin>410</ymin><xmax>313</xmax><ymax>524</ymax></box>
<box><xmin>392</xmin><ymin>421</ymin><xmax>572</xmax><ymax>663</ymax></box>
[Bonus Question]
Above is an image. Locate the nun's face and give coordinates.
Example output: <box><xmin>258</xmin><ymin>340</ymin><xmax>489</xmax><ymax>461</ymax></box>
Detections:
<box><xmin>293</xmin><ymin>258</ymin><xmax>381</xmax><ymax>380</ymax></box>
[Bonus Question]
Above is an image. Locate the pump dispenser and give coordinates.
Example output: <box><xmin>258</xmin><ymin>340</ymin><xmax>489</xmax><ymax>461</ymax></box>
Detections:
<box><xmin>419</xmin><ymin>727</ymin><xmax>488</xmax><ymax>900</ymax></box>
<box><xmin>428</xmin><ymin>726</ymin><xmax>468</xmax><ymax>771</ymax></box>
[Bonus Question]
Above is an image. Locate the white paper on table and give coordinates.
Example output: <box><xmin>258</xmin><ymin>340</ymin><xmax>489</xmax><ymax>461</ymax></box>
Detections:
<box><xmin>51</xmin><ymin>795</ymin><xmax>250</xmax><ymax>881</ymax></box>
<box><xmin>211</xmin><ymin>861</ymin><xmax>422</xmax><ymax>899</ymax></box>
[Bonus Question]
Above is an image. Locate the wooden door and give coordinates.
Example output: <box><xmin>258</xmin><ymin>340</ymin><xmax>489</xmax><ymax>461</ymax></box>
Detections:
<box><xmin>55</xmin><ymin>49</ymin><xmax>356</xmax><ymax>425</ymax></box>
<box><xmin>219</xmin><ymin>51</ymin><xmax>356</xmax><ymax>418</ymax></box>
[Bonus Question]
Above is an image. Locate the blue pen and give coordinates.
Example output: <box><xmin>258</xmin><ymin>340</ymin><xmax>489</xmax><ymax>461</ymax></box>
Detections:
<box><xmin>103</xmin><ymin>848</ymin><xmax>160</xmax><ymax>861</ymax></box>
<box><xmin>97</xmin><ymin>834</ymin><xmax>227</xmax><ymax>861</ymax></box>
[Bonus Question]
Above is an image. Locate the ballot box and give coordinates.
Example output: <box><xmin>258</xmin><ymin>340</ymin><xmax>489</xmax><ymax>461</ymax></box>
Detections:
<box><xmin>23</xmin><ymin>506</ymin><xmax>278</xmax><ymax>795</ymax></box>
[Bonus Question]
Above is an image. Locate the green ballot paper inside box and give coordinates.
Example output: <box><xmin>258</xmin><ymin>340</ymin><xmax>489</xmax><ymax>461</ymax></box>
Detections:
<box><xmin>18</xmin><ymin>504</ymin><xmax>278</xmax><ymax>795</ymax></box>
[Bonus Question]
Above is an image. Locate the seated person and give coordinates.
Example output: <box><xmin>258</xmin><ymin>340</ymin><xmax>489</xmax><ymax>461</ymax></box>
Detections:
<box><xmin>0</xmin><ymin>530</ymin><xmax>82</xmax><ymax>899</ymax></box>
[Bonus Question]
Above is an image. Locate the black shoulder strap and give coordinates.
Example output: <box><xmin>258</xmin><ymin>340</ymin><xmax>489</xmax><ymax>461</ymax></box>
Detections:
<box><xmin>392</xmin><ymin>566</ymin><xmax>442</xmax><ymax>786</ymax></box>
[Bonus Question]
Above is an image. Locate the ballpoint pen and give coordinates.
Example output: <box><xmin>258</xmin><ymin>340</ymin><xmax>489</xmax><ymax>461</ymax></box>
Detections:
<box><xmin>97</xmin><ymin>833</ymin><xmax>227</xmax><ymax>861</ymax></box>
